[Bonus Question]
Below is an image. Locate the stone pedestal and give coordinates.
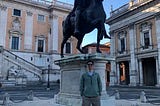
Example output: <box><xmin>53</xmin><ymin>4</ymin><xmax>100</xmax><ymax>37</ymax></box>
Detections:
<box><xmin>54</xmin><ymin>53</ymin><xmax>114</xmax><ymax>106</ymax></box>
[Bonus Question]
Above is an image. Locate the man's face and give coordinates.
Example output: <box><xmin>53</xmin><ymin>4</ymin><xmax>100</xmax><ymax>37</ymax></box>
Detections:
<box><xmin>87</xmin><ymin>63</ymin><xmax>94</xmax><ymax>71</ymax></box>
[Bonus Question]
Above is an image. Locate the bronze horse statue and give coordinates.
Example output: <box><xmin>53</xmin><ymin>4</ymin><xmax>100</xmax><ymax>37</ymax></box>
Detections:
<box><xmin>61</xmin><ymin>0</ymin><xmax>110</xmax><ymax>58</ymax></box>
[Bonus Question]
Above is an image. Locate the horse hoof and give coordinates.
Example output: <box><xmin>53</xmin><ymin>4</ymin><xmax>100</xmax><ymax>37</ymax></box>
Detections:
<box><xmin>104</xmin><ymin>34</ymin><xmax>111</xmax><ymax>39</ymax></box>
<box><xmin>61</xmin><ymin>55</ymin><xmax>64</xmax><ymax>58</ymax></box>
<box><xmin>105</xmin><ymin>35</ymin><xmax>111</xmax><ymax>39</ymax></box>
<box><xmin>97</xmin><ymin>50</ymin><xmax>102</xmax><ymax>53</ymax></box>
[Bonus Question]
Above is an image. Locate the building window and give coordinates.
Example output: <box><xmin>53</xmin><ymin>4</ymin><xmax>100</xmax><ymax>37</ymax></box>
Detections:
<box><xmin>11</xmin><ymin>36</ymin><xmax>19</xmax><ymax>50</ymax></box>
<box><xmin>38</xmin><ymin>14</ymin><xmax>45</xmax><ymax>22</ymax></box>
<box><xmin>13</xmin><ymin>9</ymin><xmax>21</xmax><ymax>17</ymax></box>
<box><xmin>120</xmin><ymin>38</ymin><xmax>125</xmax><ymax>53</ymax></box>
<box><xmin>37</xmin><ymin>39</ymin><xmax>44</xmax><ymax>52</ymax></box>
<box><xmin>35</xmin><ymin>35</ymin><xmax>46</xmax><ymax>52</ymax></box>
<box><xmin>65</xmin><ymin>42</ymin><xmax>71</xmax><ymax>53</ymax></box>
<box><xmin>118</xmin><ymin>31</ymin><xmax>126</xmax><ymax>54</ymax></box>
<box><xmin>144</xmin><ymin>32</ymin><xmax>150</xmax><ymax>49</ymax></box>
<box><xmin>140</xmin><ymin>22</ymin><xmax>152</xmax><ymax>50</ymax></box>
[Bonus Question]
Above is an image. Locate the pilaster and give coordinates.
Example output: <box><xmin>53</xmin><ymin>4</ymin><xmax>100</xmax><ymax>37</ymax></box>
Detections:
<box><xmin>49</xmin><ymin>14</ymin><xmax>59</xmax><ymax>53</ymax></box>
<box><xmin>155</xmin><ymin>56</ymin><xmax>160</xmax><ymax>87</ymax></box>
<box><xmin>24</xmin><ymin>11</ymin><xmax>33</xmax><ymax>50</ymax></box>
<box><xmin>139</xmin><ymin>59</ymin><xmax>143</xmax><ymax>86</ymax></box>
<box><xmin>129</xmin><ymin>23</ymin><xmax>137</xmax><ymax>86</ymax></box>
<box><xmin>0</xmin><ymin>5</ymin><xmax>7</xmax><ymax>47</ymax></box>
<box><xmin>109</xmin><ymin>31</ymin><xmax>116</xmax><ymax>86</ymax></box>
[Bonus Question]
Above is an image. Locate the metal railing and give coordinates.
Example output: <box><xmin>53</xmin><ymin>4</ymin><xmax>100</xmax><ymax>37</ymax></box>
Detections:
<box><xmin>110</xmin><ymin>3</ymin><xmax>129</xmax><ymax>17</ymax></box>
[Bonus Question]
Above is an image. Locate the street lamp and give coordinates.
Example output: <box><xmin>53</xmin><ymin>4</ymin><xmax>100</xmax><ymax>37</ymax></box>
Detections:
<box><xmin>47</xmin><ymin>65</ymin><xmax>50</xmax><ymax>90</ymax></box>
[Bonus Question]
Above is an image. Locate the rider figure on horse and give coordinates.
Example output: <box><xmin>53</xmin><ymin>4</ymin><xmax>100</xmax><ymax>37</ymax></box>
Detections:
<box><xmin>73</xmin><ymin>0</ymin><xmax>89</xmax><ymax>35</ymax></box>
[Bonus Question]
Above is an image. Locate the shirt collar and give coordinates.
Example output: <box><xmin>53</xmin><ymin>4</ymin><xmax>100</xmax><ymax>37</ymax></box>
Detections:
<box><xmin>88</xmin><ymin>71</ymin><xmax>94</xmax><ymax>76</ymax></box>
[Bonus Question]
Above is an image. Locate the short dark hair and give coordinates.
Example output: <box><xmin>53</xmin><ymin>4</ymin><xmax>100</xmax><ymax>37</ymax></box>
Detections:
<box><xmin>87</xmin><ymin>60</ymin><xmax>94</xmax><ymax>65</ymax></box>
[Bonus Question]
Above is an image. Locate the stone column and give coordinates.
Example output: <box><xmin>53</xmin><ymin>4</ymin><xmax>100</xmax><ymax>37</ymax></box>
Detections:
<box><xmin>49</xmin><ymin>14</ymin><xmax>59</xmax><ymax>53</ymax></box>
<box><xmin>0</xmin><ymin>5</ymin><xmax>7</xmax><ymax>47</ymax></box>
<box><xmin>110</xmin><ymin>31</ymin><xmax>116</xmax><ymax>86</ymax></box>
<box><xmin>129</xmin><ymin>23</ymin><xmax>137</xmax><ymax>86</ymax></box>
<box><xmin>139</xmin><ymin>59</ymin><xmax>143</xmax><ymax>86</ymax></box>
<box><xmin>155</xmin><ymin>13</ymin><xmax>160</xmax><ymax>87</ymax></box>
<box><xmin>0</xmin><ymin>46</ymin><xmax>3</xmax><ymax>79</ymax></box>
<box><xmin>110</xmin><ymin>62</ymin><xmax>116</xmax><ymax>85</ymax></box>
<box><xmin>54</xmin><ymin>54</ymin><xmax>114</xmax><ymax>106</ymax></box>
<box><xmin>155</xmin><ymin>56</ymin><xmax>160</xmax><ymax>87</ymax></box>
<box><xmin>135</xmin><ymin>59</ymin><xmax>139</xmax><ymax>85</ymax></box>
<box><xmin>116</xmin><ymin>63</ymin><xmax>120</xmax><ymax>85</ymax></box>
<box><xmin>24</xmin><ymin>11</ymin><xmax>33</xmax><ymax>50</ymax></box>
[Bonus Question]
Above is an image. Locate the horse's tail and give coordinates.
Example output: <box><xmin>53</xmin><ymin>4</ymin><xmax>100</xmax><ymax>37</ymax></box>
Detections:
<box><xmin>100</xmin><ymin>23</ymin><xmax>111</xmax><ymax>39</ymax></box>
<box><xmin>104</xmin><ymin>31</ymin><xmax>111</xmax><ymax>39</ymax></box>
<box><xmin>103</xmin><ymin>27</ymin><xmax>111</xmax><ymax>39</ymax></box>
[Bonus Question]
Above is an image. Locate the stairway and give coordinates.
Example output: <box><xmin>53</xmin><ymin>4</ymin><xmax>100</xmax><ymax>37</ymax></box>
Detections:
<box><xmin>1</xmin><ymin>48</ymin><xmax>42</xmax><ymax>80</ymax></box>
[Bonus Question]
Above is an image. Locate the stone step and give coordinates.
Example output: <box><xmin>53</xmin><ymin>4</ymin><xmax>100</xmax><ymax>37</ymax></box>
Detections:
<box><xmin>1</xmin><ymin>80</ymin><xmax>16</xmax><ymax>87</ymax></box>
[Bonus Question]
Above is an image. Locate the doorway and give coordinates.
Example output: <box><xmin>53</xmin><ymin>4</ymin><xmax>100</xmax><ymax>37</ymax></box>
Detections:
<box><xmin>142</xmin><ymin>57</ymin><xmax>157</xmax><ymax>86</ymax></box>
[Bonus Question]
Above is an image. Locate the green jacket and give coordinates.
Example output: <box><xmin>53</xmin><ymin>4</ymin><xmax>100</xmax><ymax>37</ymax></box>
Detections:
<box><xmin>80</xmin><ymin>72</ymin><xmax>102</xmax><ymax>97</ymax></box>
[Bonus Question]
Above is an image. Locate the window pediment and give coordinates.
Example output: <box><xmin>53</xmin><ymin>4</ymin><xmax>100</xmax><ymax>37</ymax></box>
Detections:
<box><xmin>118</xmin><ymin>31</ymin><xmax>127</xmax><ymax>39</ymax></box>
<box><xmin>35</xmin><ymin>35</ymin><xmax>46</xmax><ymax>39</ymax></box>
<box><xmin>9</xmin><ymin>30</ymin><xmax>23</xmax><ymax>36</ymax></box>
<box><xmin>140</xmin><ymin>22</ymin><xmax>152</xmax><ymax>32</ymax></box>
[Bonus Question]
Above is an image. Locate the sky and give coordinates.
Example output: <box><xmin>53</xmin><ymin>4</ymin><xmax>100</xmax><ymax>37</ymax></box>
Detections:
<box><xmin>56</xmin><ymin>0</ymin><xmax>130</xmax><ymax>46</ymax></box>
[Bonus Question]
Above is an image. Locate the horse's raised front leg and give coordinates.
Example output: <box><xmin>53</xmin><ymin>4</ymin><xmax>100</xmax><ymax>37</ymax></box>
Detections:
<box><xmin>76</xmin><ymin>36</ymin><xmax>84</xmax><ymax>53</ymax></box>
<box><xmin>61</xmin><ymin>37</ymin><xmax>69</xmax><ymax>58</ymax></box>
<box><xmin>96</xmin><ymin>29</ymin><xmax>102</xmax><ymax>53</ymax></box>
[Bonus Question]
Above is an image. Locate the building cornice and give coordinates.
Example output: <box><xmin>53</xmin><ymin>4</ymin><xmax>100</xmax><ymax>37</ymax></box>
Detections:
<box><xmin>10</xmin><ymin>0</ymin><xmax>72</xmax><ymax>13</ymax></box>
<box><xmin>106</xmin><ymin>0</ymin><xmax>160</xmax><ymax>25</ymax></box>
<box><xmin>136</xmin><ymin>49</ymin><xmax>158</xmax><ymax>59</ymax></box>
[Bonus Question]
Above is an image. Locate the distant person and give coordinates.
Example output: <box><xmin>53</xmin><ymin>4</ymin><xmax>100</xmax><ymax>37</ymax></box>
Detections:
<box><xmin>80</xmin><ymin>60</ymin><xmax>102</xmax><ymax>106</ymax></box>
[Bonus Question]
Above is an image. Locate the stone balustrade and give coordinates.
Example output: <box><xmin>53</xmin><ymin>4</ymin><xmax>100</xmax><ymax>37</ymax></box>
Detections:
<box><xmin>110</xmin><ymin>0</ymin><xmax>154</xmax><ymax>17</ymax></box>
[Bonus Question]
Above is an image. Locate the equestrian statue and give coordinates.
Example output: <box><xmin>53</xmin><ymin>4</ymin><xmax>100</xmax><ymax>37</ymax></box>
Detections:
<box><xmin>61</xmin><ymin>0</ymin><xmax>111</xmax><ymax>58</ymax></box>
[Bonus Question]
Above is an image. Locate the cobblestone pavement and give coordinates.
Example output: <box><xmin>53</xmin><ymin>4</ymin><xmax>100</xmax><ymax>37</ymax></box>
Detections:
<box><xmin>0</xmin><ymin>84</ymin><xmax>160</xmax><ymax>106</ymax></box>
<box><xmin>107</xmin><ymin>86</ymin><xmax>160</xmax><ymax>105</ymax></box>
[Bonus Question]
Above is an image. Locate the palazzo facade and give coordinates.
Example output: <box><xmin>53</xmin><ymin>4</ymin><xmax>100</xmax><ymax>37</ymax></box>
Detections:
<box><xmin>106</xmin><ymin>0</ymin><xmax>160</xmax><ymax>86</ymax></box>
<box><xmin>0</xmin><ymin>0</ymin><xmax>78</xmax><ymax>85</ymax></box>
